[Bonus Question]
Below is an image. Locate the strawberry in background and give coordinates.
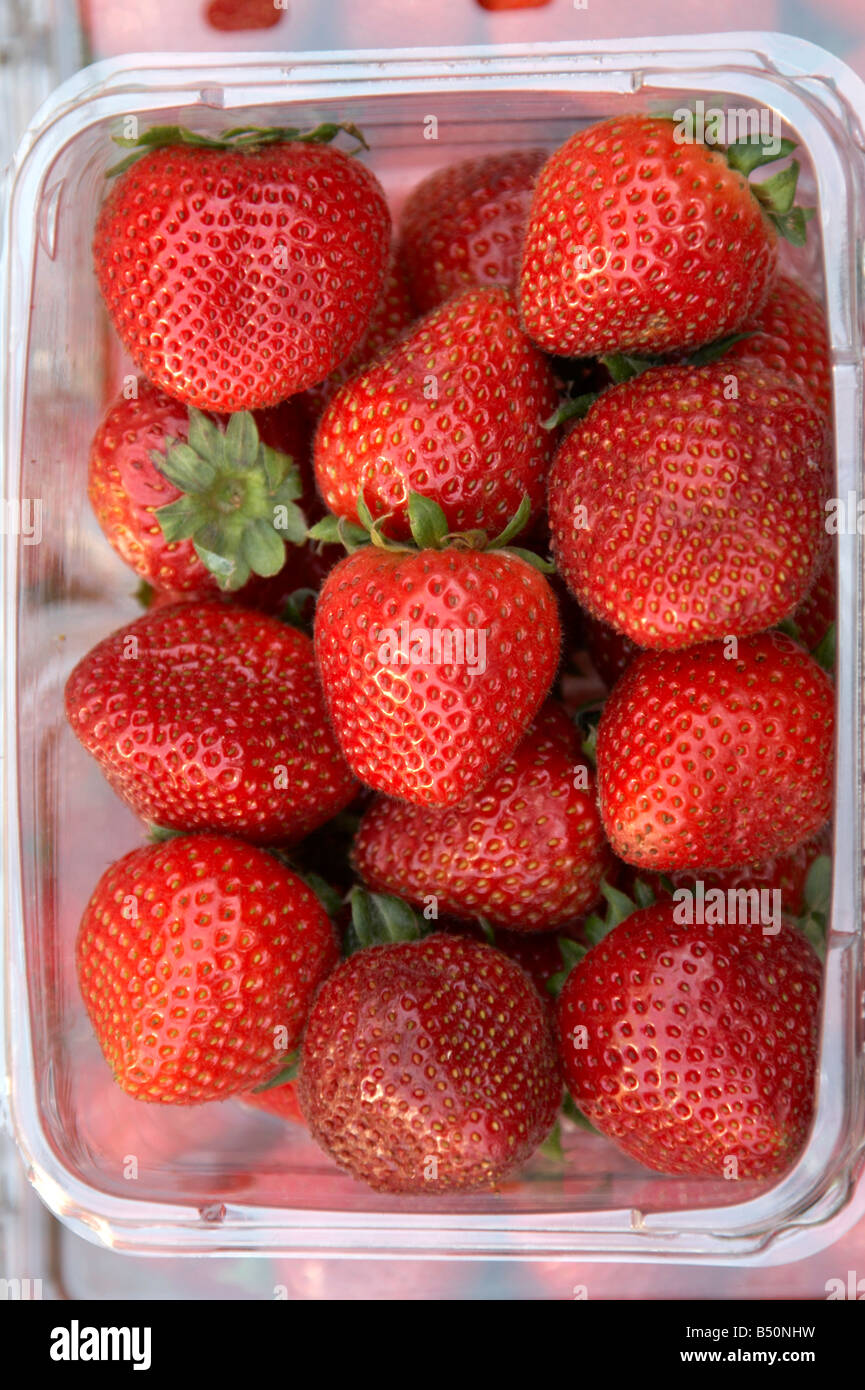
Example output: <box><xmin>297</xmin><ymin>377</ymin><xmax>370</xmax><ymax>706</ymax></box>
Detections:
<box><xmin>353</xmin><ymin>700</ymin><xmax>611</xmax><ymax>931</ymax></box>
<box><xmin>398</xmin><ymin>149</ymin><xmax>547</xmax><ymax>312</ymax></box>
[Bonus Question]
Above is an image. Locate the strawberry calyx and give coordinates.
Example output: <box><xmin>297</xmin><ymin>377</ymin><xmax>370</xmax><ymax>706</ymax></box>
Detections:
<box><xmin>343</xmin><ymin>887</ymin><xmax>429</xmax><ymax>956</ymax></box>
<box><xmin>792</xmin><ymin>852</ymin><xmax>831</xmax><ymax>959</ymax></box>
<box><xmin>723</xmin><ymin>136</ymin><xmax>815</xmax><ymax>247</ymax></box>
<box><xmin>778</xmin><ymin>615</ymin><xmax>836</xmax><ymax>674</ymax></box>
<box><xmin>153</xmin><ymin>408</ymin><xmax>307</xmax><ymax>592</ymax></box>
<box><xmin>309</xmin><ymin>491</ymin><xmax>555</xmax><ymax>574</ymax></box>
<box><xmin>542</xmin><ymin>332</ymin><xmax>755</xmax><ymax>430</ymax></box>
<box><xmin>107</xmin><ymin>121</ymin><xmax>368</xmax><ymax>177</ymax></box>
<box><xmin>252</xmin><ymin>1052</ymin><xmax>300</xmax><ymax>1093</ymax></box>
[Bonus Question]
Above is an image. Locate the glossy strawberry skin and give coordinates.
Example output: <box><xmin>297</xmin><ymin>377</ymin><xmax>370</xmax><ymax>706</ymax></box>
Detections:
<box><xmin>725</xmin><ymin>274</ymin><xmax>831</xmax><ymax>418</ymax></box>
<box><xmin>299</xmin><ymin>933</ymin><xmax>561</xmax><ymax>1193</ymax></box>
<box><xmin>398</xmin><ymin>149</ymin><xmax>547</xmax><ymax>313</ymax></box>
<box><xmin>93</xmin><ymin>141</ymin><xmax>391</xmax><ymax>412</ymax></box>
<box><xmin>314</xmin><ymin>546</ymin><xmax>562</xmax><ymax>807</ymax></box>
<box><xmin>352</xmin><ymin>700</ymin><xmax>611</xmax><ymax>931</ymax></box>
<box><xmin>519</xmin><ymin>115</ymin><xmax>778</xmax><ymax>358</ymax></box>
<box><xmin>596</xmin><ymin>632</ymin><xmax>834</xmax><ymax>871</ymax></box>
<box><xmin>557</xmin><ymin>903</ymin><xmax>821</xmax><ymax>1178</ymax></box>
<box><xmin>617</xmin><ymin>823</ymin><xmax>831</xmax><ymax>920</ymax></box>
<box><xmin>303</xmin><ymin>256</ymin><xmax>415</xmax><ymax>418</ymax></box>
<box><xmin>548</xmin><ymin>363</ymin><xmax>829</xmax><ymax>650</ymax></box>
<box><xmin>88</xmin><ymin>380</ymin><xmax>317</xmax><ymax>597</ymax></box>
<box><xmin>313</xmin><ymin>288</ymin><xmax>560</xmax><ymax>540</ymax></box>
<box><xmin>65</xmin><ymin>601</ymin><xmax>356</xmax><ymax>843</ymax></box>
<box><xmin>76</xmin><ymin>834</ymin><xmax>338</xmax><ymax>1104</ymax></box>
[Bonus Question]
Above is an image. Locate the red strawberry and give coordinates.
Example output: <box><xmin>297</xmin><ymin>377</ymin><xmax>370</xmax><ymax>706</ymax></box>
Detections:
<box><xmin>596</xmin><ymin>632</ymin><xmax>834</xmax><ymax>871</ymax></box>
<box><xmin>65</xmin><ymin>601</ymin><xmax>356</xmax><ymax>842</ymax></box>
<box><xmin>616</xmin><ymin>823</ymin><xmax>831</xmax><ymax>919</ymax></box>
<box><xmin>557</xmin><ymin>902</ymin><xmax>821</xmax><ymax>1177</ymax></box>
<box><xmin>76</xmin><ymin>834</ymin><xmax>338</xmax><ymax>1103</ymax></box>
<box><xmin>93</xmin><ymin>126</ymin><xmax>391</xmax><ymax>412</ymax></box>
<box><xmin>313</xmin><ymin>508</ymin><xmax>562</xmax><ymax>807</ymax></box>
<box><xmin>240</xmin><ymin>1080</ymin><xmax>305</xmax><ymax>1126</ymax></box>
<box><xmin>791</xmin><ymin>552</ymin><xmax>835</xmax><ymax>656</ymax></box>
<box><xmin>352</xmin><ymin>700</ymin><xmax>611</xmax><ymax>931</ymax></box>
<box><xmin>88</xmin><ymin>380</ymin><xmax>318</xmax><ymax>596</ymax></box>
<box><xmin>519</xmin><ymin>115</ymin><xmax>811</xmax><ymax>358</ymax></box>
<box><xmin>548</xmin><ymin>362</ymin><xmax>828</xmax><ymax>649</ymax></box>
<box><xmin>579</xmin><ymin>609</ymin><xmax>638</xmax><ymax>688</ymax></box>
<box><xmin>313</xmin><ymin>287</ymin><xmax>559</xmax><ymax>540</ymax></box>
<box><xmin>303</xmin><ymin>255</ymin><xmax>415</xmax><ymax>417</ymax></box>
<box><xmin>298</xmin><ymin>932</ymin><xmax>561</xmax><ymax>1192</ymax></box>
<box><xmin>724</xmin><ymin>274</ymin><xmax>831</xmax><ymax>417</ymax></box>
<box><xmin>398</xmin><ymin>149</ymin><xmax>547</xmax><ymax>313</ymax></box>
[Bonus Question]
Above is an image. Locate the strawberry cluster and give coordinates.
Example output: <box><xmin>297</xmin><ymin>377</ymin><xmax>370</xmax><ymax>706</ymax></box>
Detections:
<box><xmin>66</xmin><ymin>112</ymin><xmax>834</xmax><ymax>1195</ymax></box>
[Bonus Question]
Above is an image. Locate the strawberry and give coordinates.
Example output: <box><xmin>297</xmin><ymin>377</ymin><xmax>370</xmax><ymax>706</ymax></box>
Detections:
<box><xmin>64</xmin><ymin>600</ymin><xmax>357</xmax><ymax>842</ymax></box>
<box><xmin>298</xmin><ymin>932</ymin><xmax>561</xmax><ymax>1192</ymax></box>
<box><xmin>596</xmin><ymin>632</ymin><xmax>834</xmax><ymax>871</ymax></box>
<box><xmin>88</xmin><ymin>380</ymin><xmax>316</xmax><ymax>596</ymax></box>
<box><xmin>579</xmin><ymin>609</ymin><xmax>638</xmax><ymax>688</ymax></box>
<box><xmin>616</xmin><ymin>823</ymin><xmax>831</xmax><ymax>920</ymax></box>
<box><xmin>352</xmin><ymin>699</ymin><xmax>611</xmax><ymax>931</ymax></box>
<box><xmin>93</xmin><ymin>124</ymin><xmax>391</xmax><ymax>412</ymax></box>
<box><xmin>724</xmin><ymin>274</ymin><xmax>831</xmax><ymax>417</ymax></box>
<box><xmin>76</xmin><ymin>834</ymin><xmax>338</xmax><ymax>1103</ymax></box>
<box><xmin>398</xmin><ymin>149</ymin><xmax>547</xmax><ymax>313</ymax></box>
<box><xmin>312</xmin><ymin>495</ymin><xmax>562</xmax><ymax>806</ymax></box>
<box><xmin>240</xmin><ymin>1079</ymin><xmax>306</xmax><ymax>1126</ymax></box>
<box><xmin>313</xmin><ymin>287</ymin><xmax>559</xmax><ymax>541</ymax></box>
<box><xmin>790</xmin><ymin>553</ymin><xmax>835</xmax><ymax>658</ymax></box>
<box><xmin>557</xmin><ymin>901</ymin><xmax>821</xmax><ymax>1177</ymax></box>
<box><xmin>548</xmin><ymin>362</ymin><xmax>829</xmax><ymax>650</ymax></box>
<box><xmin>303</xmin><ymin>254</ymin><xmax>415</xmax><ymax>417</ymax></box>
<box><xmin>519</xmin><ymin>115</ymin><xmax>812</xmax><ymax>359</ymax></box>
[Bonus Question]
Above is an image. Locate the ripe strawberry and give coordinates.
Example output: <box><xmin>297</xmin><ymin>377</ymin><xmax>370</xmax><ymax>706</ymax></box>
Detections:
<box><xmin>616</xmin><ymin>823</ymin><xmax>831</xmax><ymax>919</ymax></box>
<box><xmin>596</xmin><ymin>632</ymin><xmax>834</xmax><ymax>871</ymax></box>
<box><xmin>88</xmin><ymin>380</ymin><xmax>316</xmax><ymax>596</ymax></box>
<box><xmin>241</xmin><ymin>1080</ymin><xmax>305</xmax><ymax>1126</ymax></box>
<box><xmin>519</xmin><ymin>115</ymin><xmax>811</xmax><ymax>358</ymax></box>
<box><xmin>298</xmin><ymin>932</ymin><xmax>561</xmax><ymax>1192</ymax></box>
<box><xmin>313</xmin><ymin>287</ymin><xmax>559</xmax><ymax>540</ymax></box>
<box><xmin>724</xmin><ymin>274</ymin><xmax>831</xmax><ymax>417</ymax></box>
<box><xmin>303</xmin><ymin>255</ymin><xmax>415</xmax><ymax>417</ymax></box>
<box><xmin>579</xmin><ymin>609</ymin><xmax>638</xmax><ymax>688</ymax></box>
<box><xmin>65</xmin><ymin>601</ymin><xmax>356</xmax><ymax>842</ymax></box>
<box><xmin>557</xmin><ymin>902</ymin><xmax>821</xmax><ymax>1177</ymax></box>
<box><xmin>352</xmin><ymin>700</ymin><xmax>611</xmax><ymax>931</ymax></box>
<box><xmin>76</xmin><ymin>834</ymin><xmax>338</xmax><ymax>1103</ymax></box>
<box><xmin>313</xmin><ymin>500</ymin><xmax>562</xmax><ymax>806</ymax></box>
<box><xmin>791</xmin><ymin>553</ymin><xmax>835</xmax><ymax>657</ymax></box>
<box><xmin>548</xmin><ymin>362</ymin><xmax>829</xmax><ymax>649</ymax></box>
<box><xmin>398</xmin><ymin>149</ymin><xmax>547</xmax><ymax>313</ymax></box>
<box><xmin>93</xmin><ymin>125</ymin><xmax>391</xmax><ymax>412</ymax></box>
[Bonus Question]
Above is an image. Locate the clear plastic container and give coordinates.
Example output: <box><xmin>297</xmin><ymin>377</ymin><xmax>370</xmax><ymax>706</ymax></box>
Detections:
<box><xmin>1</xmin><ymin>35</ymin><xmax>864</xmax><ymax>1263</ymax></box>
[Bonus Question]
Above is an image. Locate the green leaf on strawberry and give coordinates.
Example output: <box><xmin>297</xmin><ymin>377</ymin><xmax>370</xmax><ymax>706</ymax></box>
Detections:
<box><xmin>344</xmin><ymin>887</ymin><xmax>427</xmax><ymax>955</ymax></box>
<box><xmin>107</xmin><ymin>121</ymin><xmax>369</xmax><ymax>177</ymax></box>
<box><xmin>153</xmin><ymin>408</ymin><xmax>307</xmax><ymax>591</ymax></box>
